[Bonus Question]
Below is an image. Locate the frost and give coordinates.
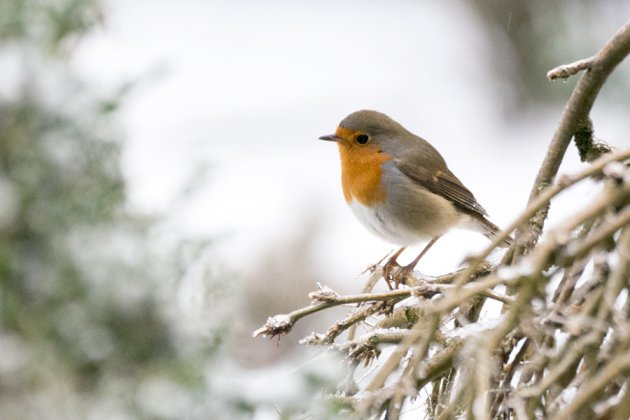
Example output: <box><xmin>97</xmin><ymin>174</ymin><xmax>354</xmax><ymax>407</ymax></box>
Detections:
<box><xmin>594</xmin><ymin>382</ymin><xmax>628</xmax><ymax>416</ymax></box>
<box><xmin>300</xmin><ymin>332</ymin><xmax>327</xmax><ymax>345</ymax></box>
<box><xmin>614</xmin><ymin>289</ymin><xmax>629</xmax><ymax>316</ymax></box>
<box><xmin>557</xmin><ymin>384</ymin><xmax>578</xmax><ymax>407</ymax></box>
<box><xmin>309</xmin><ymin>283</ymin><xmax>339</xmax><ymax>303</ymax></box>
<box><xmin>443</xmin><ymin>317</ymin><xmax>503</xmax><ymax>338</ymax></box>
<box><xmin>497</xmin><ymin>260</ymin><xmax>535</xmax><ymax>281</ymax></box>
<box><xmin>397</xmin><ymin>295</ymin><xmax>422</xmax><ymax>307</ymax></box>
<box><xmin>252</xmin><ymin>314</ymin><xmax>293</xmax><ymax>338</ymax></box>
<box><xmin>603</xmin><ymin>161</ymin><xmax>627</xmax><ymax>181</ymax></box>
<box><xmin>506</xmin><ymin>338</ymin><xmax>528</xmax><ymax>365</ymax></box>
<box><xmin>370</xmin><ymin>327</ymin><xmax>408</xmax><ymax>335</ymax></box>
<box><xmin>269</xmin><ymin>314</ymin><xmax>291</xmax><ymax>327</ymax></box>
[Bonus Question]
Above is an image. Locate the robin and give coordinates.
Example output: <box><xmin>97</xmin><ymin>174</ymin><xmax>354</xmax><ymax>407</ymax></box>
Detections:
<box><xmin>319</xmin><ymin>110</ymin><xmax>511</xmax><ymax>288</ymax></box>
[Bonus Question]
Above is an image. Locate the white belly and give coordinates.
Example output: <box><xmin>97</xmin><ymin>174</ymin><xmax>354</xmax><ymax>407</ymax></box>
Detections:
<box><xmin>348</xmin><ymin>200</ymin><xmax>432</xmax><ymax>246</ymax></box>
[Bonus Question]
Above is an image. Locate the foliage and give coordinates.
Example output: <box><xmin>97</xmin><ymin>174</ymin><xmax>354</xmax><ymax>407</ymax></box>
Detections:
<box><xmin>0</xmin><ymin>1</ymin><xmax>220</xmax><ymax>418</ymax></box>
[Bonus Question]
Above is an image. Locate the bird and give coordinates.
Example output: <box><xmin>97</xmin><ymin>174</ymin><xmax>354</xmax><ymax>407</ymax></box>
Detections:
<box><xmin>319</xmin><ymin>110</ymin><xmax>511</xmax><ymax>288</ymax></box>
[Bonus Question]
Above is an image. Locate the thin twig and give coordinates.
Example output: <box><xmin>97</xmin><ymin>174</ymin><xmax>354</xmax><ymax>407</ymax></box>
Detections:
<box><xmin>365</xmin><ymin>315</ymin><xmax>439</xmax><ymax>393</ymax></box>
<box><xmin>547</xmin><ymin>56</ymin><xmax>595</xmax><ymax>80</ymax></box>
<box><xmin>553</xmin><ymin>352</ymin><xmax>630</xmax><ymax>419</ymax></box>
<box><xmin>559</xmin><ymin>206</ymin><xmax>630</xmax><ymax>264</ymax></box>
<box><xmin>302</xmin><ymin>300</ymin><xmax>396</xmax><ymax>345</ymax></box>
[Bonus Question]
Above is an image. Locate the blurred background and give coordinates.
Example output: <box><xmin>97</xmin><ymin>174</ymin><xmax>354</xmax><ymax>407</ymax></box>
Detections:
<box><xmin>1</xmin><ymin>0</ymin><xmax>629</xmax><ymax>418</ymax></box>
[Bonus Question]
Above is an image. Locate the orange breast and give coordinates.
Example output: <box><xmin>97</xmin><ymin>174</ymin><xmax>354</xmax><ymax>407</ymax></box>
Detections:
<box><xmin>338</xmin><ymin>143</ymin><xmax>392</xmax><ymax>206</ymax></box>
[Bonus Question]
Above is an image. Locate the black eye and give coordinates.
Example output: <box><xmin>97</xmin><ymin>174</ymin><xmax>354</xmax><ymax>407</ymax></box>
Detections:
<box><xmin>356</xmin><ymin>134</ymin><xmax>369</xmax><ymax>144</ymax></box>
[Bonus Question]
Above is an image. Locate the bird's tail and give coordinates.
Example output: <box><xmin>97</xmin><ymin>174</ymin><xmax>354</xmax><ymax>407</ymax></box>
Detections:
<box><xmin>477</xmin><ymin>216</ymin><xmax>513</xmax><ymax>247</ymax></box>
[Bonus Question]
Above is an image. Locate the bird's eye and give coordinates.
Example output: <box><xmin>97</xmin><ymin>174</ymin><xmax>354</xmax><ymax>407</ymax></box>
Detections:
<box><xmin>356</xmin><ymin>134</ymin><xmax>369</xmax><ymax>144</ymax></box>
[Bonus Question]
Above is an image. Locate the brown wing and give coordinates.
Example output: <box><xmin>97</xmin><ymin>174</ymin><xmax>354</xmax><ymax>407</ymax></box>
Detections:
<box><xmin>395</xmin><ymin>159</ymin><xmax>487</xmax><ymax>217</ymax></box>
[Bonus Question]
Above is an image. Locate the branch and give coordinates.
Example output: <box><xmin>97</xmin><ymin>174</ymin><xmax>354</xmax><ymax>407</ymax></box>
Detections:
<box><xmin>457</xmin><ymin>148</ymin><xmax>630</xmax><ymax>287</ymax></box>
<box><xmin>254</xmin><ymin>265</ymin><xmax>511</xmax><ymax>339</ymax></box>
<box><xmin>516</xmin><ymin>21</ymin><xmax>630</xmax><ymax>254</ymax></box>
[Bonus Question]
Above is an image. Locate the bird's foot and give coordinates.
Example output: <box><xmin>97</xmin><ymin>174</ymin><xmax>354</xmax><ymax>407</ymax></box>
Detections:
<box><xmin>382</xmin><ymin>259</ymin><xmax>414</xmax><ymax>289</ymax></box>
<box><xmin>381</xmin><ymin>247</ymin><xmax>410</xmax><ymax>289</ymax></box>
<box><xmin>382</xmin><ymin>258</ymin><xmax>400</xmax><ymax>289</ymax></box>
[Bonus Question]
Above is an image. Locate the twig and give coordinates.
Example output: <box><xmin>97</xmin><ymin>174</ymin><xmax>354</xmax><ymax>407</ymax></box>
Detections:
<box><xmin>334</xmin><ymin>329</ymin><xmax>412</xmax><ymax>366</ymax></box>
<box><xmin>301</xmin><ymin>300</ymin><xmax>395</xmax><ymax>345</ymax></box>
<box><xmin>547</xmin><ymin>56</ymin><xmax>595</xmax><ymax>80</ymax></box>
<box><xmin>435</xmin><ymin>370</ymin><xmax>458</xmax><ymax>419</ymax></box>
<box><xmin>415</xmin><ymin>339</ymin><xmax>465</xmax><ymax>388</ymax></box>
<box><xmin>553</xmin><ymin>351</ymin><xmax>630</xmax><ymax>419</ymax></box>
<box><xmin>365</xmin><ymin>315</ymin><xmax>439</xmax><ymax>393</ymax></box>
<box><xmin>560</xmin><ymin>206</ymin><xmax>630</xmax><ymax>264</ymax></box>
<box><xmin>253</xmin><ymin>302</ymin><xmax>336</xmax><ymax>338</ymax></box>
<box><xmin>348</xmin><ymin>267</ymin><xmax>383</xmax><ymax>341</ymax></box>
<box><xmin>551</xmin><ymin>219</ymin><xmax>596</xmax><ymax>304</ymax></box>
<box><xmin>310</xmin><ymin>284</ymin><xmax>439</xmax><ymax>305</ymax></box>
<box><xmin>254</xmin><ymin>274</ymin><xmax>515</xmax><ymax>338</ymax></box>
<box><xmin>491</xmin><ymin>337</ymin><xmax>531</xmax><ymax>416</ymax></box>
<box><xmin>253</xmin><ymin>284</ymin><xmax>411</xmax><ymax>338</ymax></box>
<box><xmin>386</xmin><ymin>314</ymin><xmax>441</xmax><ymax>419</ymax></box>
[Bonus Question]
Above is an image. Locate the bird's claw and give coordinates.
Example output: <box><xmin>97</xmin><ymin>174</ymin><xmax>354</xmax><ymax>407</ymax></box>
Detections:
<box><xmin>382</xmin><ymin>260</ymin><xmax>412</xmax><ymax>289</ymax></box>
<box><xmin>382</xmin><ymin>259</ymin><xmax>399</xmax><ymax>289</ymax></box>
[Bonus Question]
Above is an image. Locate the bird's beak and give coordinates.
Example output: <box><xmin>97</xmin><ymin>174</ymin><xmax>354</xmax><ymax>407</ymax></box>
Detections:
<box><xmin>319</xmin><ymin>134</ymin><xmax>340</xmax><ymax>142</ymax></box>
